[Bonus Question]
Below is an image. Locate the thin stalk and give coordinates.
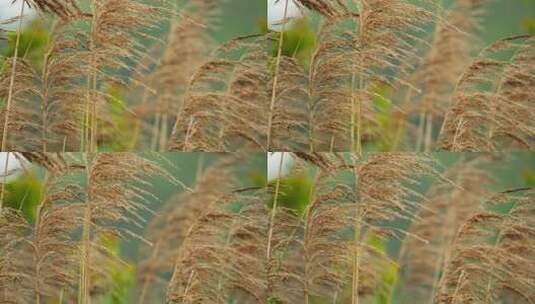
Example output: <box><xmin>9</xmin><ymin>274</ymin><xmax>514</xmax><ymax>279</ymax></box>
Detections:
<box><xmin>182</xmin><ymin>117</ymin><xmax>194</xmax><ymax>152</ymax></box>
<box><xmin>195</xmin><ymin>154</ymin><xmax>205</xmax><ymax>181</ymax></box>
<box><xmin>34</xmin><ymin>172</ymin><xmax>49</xmax><ymax>304</ymax></box>
<box><xmin>182</xmin><ymin>270</ymin><xmax>196</xmax><ymax>301</ymax></box>
<box><xmin>428</xmin><ymin>173</ymin><xmax>464</xmax><ymax>304</ymax></box>
<box><xmin>351</xmin><ymin>2</ymin><xmax>364</xmax><ymax>154</ymax></box>
<box><xmin>415</xmin><ymin>111</ymin><xmax>425</xmax><ymax>151</ymax></box>
<box><xmin>41</xmin><ymin>45</ymin><xmax>54</xmax><ymax>152</ymax></box>
<box><xmin>1</xmin><ymin>0</ymin><xmax>25</xmax><ymax>151</ymax></box>
<box><xmin>151</xmin><ymin>113</ymin><xmax>162</xmax><ymax>150</ymax></box>
<box><xmin>451</xmin><ymin>270</ymin><xmax>465</xmax><ymax>304</ymax></box>
<box><xmin>351</xmin><ymin>156</ymin><xmax>361</xmax><ymax>304</ymax></box>
<box><xmin>424</xmin><ymin>113</ymin><xmax>433</xmax><ymax>152</ymax></box>
<box><xmin>483</xmin><ymin>201</ymin><xmax>518</xmax><ymax>303</ymax></box>
<box><xmin>350</xmin><ymin>75</ymin><xmax>357</xmax><ymax>153</ymax></box>
<box><xmin>350</xmin><ymin>28</ymin><xmax>366</xmax><ymax>295</ymax></box>
<box><xmin>332</xmin><ymin>291</ymin><xmax>338</xmax><ymax>304</ymax></box>
<box><xmin>90</xmin><ymin>69</ymin><xmax>97</xmax><ymax>152</ymax></box>
<box><xmin>159</xmin><ymin>111</ymin><xmax>169</xmax><ymax>151</ymax></box>
<box><xmin>156</xmin><ymin>1</ymin><xmax>179</xmax><ymax>151</ymax></box>
<box><xmin>79</xmin><ymin>154</ymin><xmax>93</xmax><ymax>304</ymax></box>
<box><xmin>351</xmin><ymin>208</ymin><xmax>361</xmax><ymax>304</ymax></box>
<box><xmin>170</xmin><ymin>84</ymin><xmax>191</xmax><ymax>147</ymax></box>
<box><xmin>303</xmin><ymin>170</ymin><xmax>320</xmax><ymax>304</ymax></box>
<box><xmin>265</xmin><ymin>152</ymin><xmax>285</xmax><ymax>300</ymax></box>
<box><xmin>266</xmin><ymin>152</ymin><xmax>285</xmax><ymax>260</ymax></box>
<box><xmin>84</xmin><ymin>0</ymin><xmax>98</xmax><ymax>153</ymax></box>
<box><xmin>357</xmin><ymin>1</ymin><xmax>365</xmax><ymax>155</ymax></box>
<box><xmin>308</xmin><ymin>39</ymin><xmax>318</xmax><ymax>152</ymax></box>
<box><xmin>329</xmin><ymin>135</ymin><xmax>335</xmax><ymax>152</ymax></box>
<box><xmin>417</xmin><ymin>0</ymin><xmax>442</xmax><ymax>152</ymax></box>
<box><xmin>486</xmin><ymin>68</ymin><xmax>508</xmax><ymax>150</ymax></box>
<box><xmin>267</xmin><ymin>0</ymin><xmax>289</xmax><ymax>150</ymax></box>
<box><xmin>59</xmin><ymin>288</ymin><xmax>64</xmax><ymax>304</ymax></box>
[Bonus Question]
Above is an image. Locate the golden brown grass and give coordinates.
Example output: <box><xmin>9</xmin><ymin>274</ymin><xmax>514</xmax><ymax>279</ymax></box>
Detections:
<box><xmin>1</xmin><ymin>152</ymin><xmax>534</xmax><ymax>303</ymax></box>
<box><xmin>0</xmin><ymin>0</ymin><xmax>533</xmax><ymax>151</ymax></box>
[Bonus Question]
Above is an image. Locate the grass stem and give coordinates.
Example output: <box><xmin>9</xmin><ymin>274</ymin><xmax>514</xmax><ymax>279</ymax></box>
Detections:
<box><xmin>267</xmin><ymin>0</ymin><xmax>289</xmax><ymax>150</ymax></box>
<box><xmin>1</xmin><ymin>0</ymin><xmax>25</xmax><ymax>151</ymax></box>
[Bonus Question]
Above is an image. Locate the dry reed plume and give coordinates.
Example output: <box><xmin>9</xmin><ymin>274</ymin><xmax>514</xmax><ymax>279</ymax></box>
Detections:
<box><xmin>1</xmin><ymin>0</ymin><xmax>533</xmax><ymax>151</ymax></box>
<box><xmin>161</xmin><ymin>152</ymin><xmax>533</xmax><ymax>303</ymax></box>
<box><xmin>1</xmin><ymin>152</ymin><xmax>534</xmax><ymax>303</ymax></box>
<box><xmin>0</xmin><ymin>152</ymin><xmax>174</xmax><ymax>304</ymax></box>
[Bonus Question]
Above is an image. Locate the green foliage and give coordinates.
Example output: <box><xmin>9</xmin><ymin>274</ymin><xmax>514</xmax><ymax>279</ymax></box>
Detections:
<box><xmin>522</xmin><ymin>169</ymin><xmax>535</xmax><ymax>186</ymax></box>
<box><xmin>3</xmin><ymin>18</ymin><xmax>49</xmax><ymax>69</ymax></box>
<box><xmin>269</xmin><ymin>174</ymin><xmax>313</xmax><ymax>215</ymax></box>
<box><xmin>257</xmin><ymin>18</ymin><xmax>269</xmax><ymax>34</ymax></box>
<box><xmin>365</xmin><ymin>85</ymin><xmax>403</xmax><ymax>152</ymax></box>
<box><xmin>521</xmin><ymin>0</ymin><xmax>535</xmax><ymax>34</ymax></box>
<box><xmin>100</xmin><ymin>85</ymin><xmax>136</xmax><ymax>151</ymax></box>
<box><xmin>94</xmin><ymin>233</ymin><xmax>136</xmax><ymax>304</ymax></box>
<box><xmin>523</xmin><ymin>18</ymin><xmax>535</xmax><ymax>34</ymax></box>
<box><xmin>4</xmin><ymin>172</ymin><xmax>43</xmax><ymax>222</ymax></box>
<box><xmin>270</xmin><ymin>18</ymin><xmax>316</xmax><ymax>66</ymax></box>
<box><xmin>367</xmin><ymin>234</ymin><xmax>398</xmax><ymax>304</ymax></box>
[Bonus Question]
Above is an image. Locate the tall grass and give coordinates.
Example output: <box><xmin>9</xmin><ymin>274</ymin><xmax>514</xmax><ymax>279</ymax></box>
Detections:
<box><xmin>0</xmin><ymin>0</ymin><xmax>532</xmax><ymax>151</ymax></box>
<box><xmin>1</xmin><ymin>152</ymin><xmax>534</xmax><ymax>303</ymax></box>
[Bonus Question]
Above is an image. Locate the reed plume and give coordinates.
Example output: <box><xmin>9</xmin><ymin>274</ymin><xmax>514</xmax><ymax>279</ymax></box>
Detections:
<box><xmin>436</xmin><ymin>189</ymin><xmax>535</xmax><ymax>303</ymax></box>
<box><xmin>409</xmin><ymin>0</ymin><xmax>486</xmax><ymax>151</ymax></box>
<box><xmin>166</xmin><ymin>192</ymin><xmax>273</xmax><ymax>303</ymax></box>
<box><xmin>138</xmin><ymin>155</ymin><xmax>239</xmax><ymax>304</ymax></box>
<box><xmin>1</xmin><ymin>152</ymin><xmax>175</xmax><ymax>304</ymax></box>
<box><xmin>79</xmin><ymin>153</ymin><xmax>172</xmax><ymax>304</ymax></box>
<box><xmin>271</xmin><ymin>0</ymin><xmax>434</xmax><ymax>152</ymax></box>
<box><xmin>0</xmin><ymin>0</ymin><xmax>89</xmax><ymax>152</ymax></box>
<box><xmin>439</xmin><ymin>35</ymin><xmax>535</xmax><ymax>151</ymax></box>
<box><xmin>0</xmin><ymin>21</ymin><xmax>92</xmax><ymax>152</ymax></box>
<box><xmin>1</xmin><ymin>0</ymin><xmax>26</xmax><ymax>152</ymax></box>
<box><xmin>166</xmin><ymin>152</ymin><xmax>441</xmax><ymax>303</ymax></box>
<box><xmin>26</xmin><ymin>0</ymin><xmax>87</xmax><ymax>20</ymax></box>
<box><xmin>348</xmin><ymin>153</ymin><xmax>439</xmax><ymax>303</ymax></box>
<box><xmin>295</xmin><ymin>0</ymin><xmax>352</xmax><ymax>18</ymax></box>
<box><xmin>0</xmin><ymin>153</ymin><xmax>84</xmax><ymax>304</ymax></box>
<box><xmin>0</xmin><ymin>57</ymin><xmax>42</xmax><ymax>151</ymax></box>
<box><xmin>292</xmin><ymin>156</ymin><xmax>353</xmax><ymax>303</ymax></box>
<box><xmin>81</xmin><ymin>0</ymin><xmax>167</xmax><ymax>152</ymax></box>
<box><xmin>133</xmin><ymin>0</ymin><xmax>221</xmax><ymax>151</ymax></box>
<box><xmin>169</xmin><ymin>35</ymin><xmax>269</xmax><ymax>151</ymax></box>
<box><xmin>398</xmin><ymin>157</ymin><xmax>493</xmax><ymax>304</ymax></box>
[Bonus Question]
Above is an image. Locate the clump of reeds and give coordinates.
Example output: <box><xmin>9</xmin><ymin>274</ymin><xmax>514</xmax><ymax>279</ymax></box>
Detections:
<box><xmin>1</xmin><ymin>0</ymin><xmax>533</xmax><ymax>151</ymax></box>
<box><xmin>1</xmin><ymin>152</ymin><xmax>534</xmax><ymax>303</ymax></box>
<box><xmin>161</xmin><ymin>153</ymin><xmax>534</xmax><ymax>304</ymax></box>
<box><xmin>0</xmin><ymin>152</ymin><xmax>175</xmax><ymax>304</ymax></box>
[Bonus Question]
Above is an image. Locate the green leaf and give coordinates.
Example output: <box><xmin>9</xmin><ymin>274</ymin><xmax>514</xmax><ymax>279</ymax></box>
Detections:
<box><xmin>4</xmin><ymin>171</ymin><xmax>43</xmax><ymax>222</ymax></box>
<box><xmin>4</xmin><ymin>18</ymin><xmax>50</xmax><ymax>70</ymax></box>
<box><xmin>270</xmin><ymin>18</ymin><xmax>316</xmax><ymax>66</ymax></box>
<box><xmin>268</xmin><ymin>174</ymin><xmax>313</xmax><ymax>215</ymax></box>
